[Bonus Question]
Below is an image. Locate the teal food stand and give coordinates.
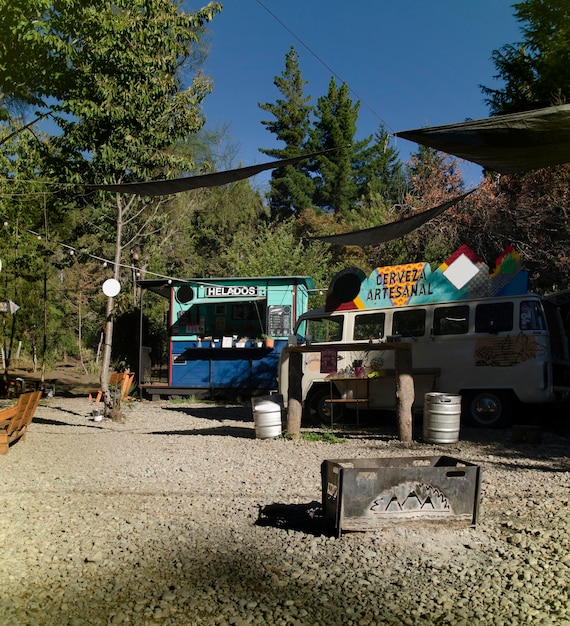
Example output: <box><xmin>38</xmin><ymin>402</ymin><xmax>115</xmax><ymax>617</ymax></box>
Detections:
<box><xmin>137</xmin><ymin>275</ymin><xmax>314</xmax><ymax>400</ymax></box>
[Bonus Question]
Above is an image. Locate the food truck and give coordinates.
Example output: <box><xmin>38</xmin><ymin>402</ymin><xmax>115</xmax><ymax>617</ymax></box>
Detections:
<box><xmin>278</xmin><ymin>245</ymin><xmax>570</xmax><ymax>427</ymax></box>
<box><xmin>137</xmin><ymin>275</ymin><xmax>314</xmax><ymax>400</ymax></box>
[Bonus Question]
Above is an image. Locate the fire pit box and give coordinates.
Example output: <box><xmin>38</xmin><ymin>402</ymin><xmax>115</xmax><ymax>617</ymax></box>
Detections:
<box><xmin>321</xmin><ymin>455</ymin><xmax>481</xmax><ymax>537</ymax></box>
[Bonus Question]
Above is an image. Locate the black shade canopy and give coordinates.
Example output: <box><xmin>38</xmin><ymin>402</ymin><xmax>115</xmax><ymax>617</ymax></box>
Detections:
<box><xmin>312</xmin><ymin>190</ymin><xmax>475</xmax><ymax>247</ymax></box>
<box><xmin>88</xmin><ymin>150</ymin><xmax>334</xmax><ymax>197</ymax></box>
<box><xmin>395</xmin><ymin>105</ymin><xmax>570</xmax><ymax>174</ymax></box>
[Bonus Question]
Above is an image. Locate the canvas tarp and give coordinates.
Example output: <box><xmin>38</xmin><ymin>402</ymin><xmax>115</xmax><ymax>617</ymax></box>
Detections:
<box><xmin>88</xmin><ymin>150</ymin><xmax>335</xmax><ymax>197</ymax></box>
<box><xmin>312</xmin><ymin>190</ymin><xmax>475</xmax><ymax>247</ymax></box>
<box><xmin>395</xmin><ymin>105</ymin><xmax>570</xmax><ymax>174</ymax></box>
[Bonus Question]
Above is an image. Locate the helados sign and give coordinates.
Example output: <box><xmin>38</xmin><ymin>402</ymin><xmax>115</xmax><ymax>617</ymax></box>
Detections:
<box><xmin>325</xmin><ymin>245</ymin><xmax>528</xmax><ymax>312</ymax></box>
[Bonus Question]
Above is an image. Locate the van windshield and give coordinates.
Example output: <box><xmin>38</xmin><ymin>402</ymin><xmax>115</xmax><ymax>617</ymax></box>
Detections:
<box><xmin>299</xmin><ymin>316</ymin><xmax>344</xmax><ymax>343</ymax></box>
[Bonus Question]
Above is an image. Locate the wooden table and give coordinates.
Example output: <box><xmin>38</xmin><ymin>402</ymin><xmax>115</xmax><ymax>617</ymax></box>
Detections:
<box><xmin>282</xmin><ymin>342</ymin><xmax>414</xmax><ymax>441</ymax></box>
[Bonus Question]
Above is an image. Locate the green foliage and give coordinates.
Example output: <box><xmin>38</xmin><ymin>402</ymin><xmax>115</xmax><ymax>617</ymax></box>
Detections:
<box><xmin>260</xmin><ymin>49</ymin><xmax>408</xmax><ymax>236</ymax></box>
<box><xmin>0</xmin><ymin>0</ymin><xmax>225</xmax><ymax>372</ymax></box>
<box><xmin>3</xmin><ymin>0</ymin><xmax>568</xmax><ymax>377</ymax></box>
<box><xmin>482</xmin><ymin>0</ymin><xmax>570</xmax><ymax>114</ymax></box>
<box><xmin>259</xmin><ymin>46</ymin><xmax>315</xmax><ymax>218</ymax></box>
<box><xmin>222</xmin><ymin>218</ymin><xmax>339</xmax><ymax>292</ymax></box>
<box><xmin>297</xmin><ymin>430</ymin><xmax>345</xmax><ymax>443</ymax></box>
<box><xmin>307</xmin><ymin>78</ymin><xmax>362</xmax><ymax>217</ymax></box>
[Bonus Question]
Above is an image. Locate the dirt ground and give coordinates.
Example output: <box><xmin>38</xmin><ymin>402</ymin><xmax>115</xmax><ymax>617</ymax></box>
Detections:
<box><xmin>8</xmin><ymin>360</ymin><xmax>100</xmax><ymax>398</ymax></box>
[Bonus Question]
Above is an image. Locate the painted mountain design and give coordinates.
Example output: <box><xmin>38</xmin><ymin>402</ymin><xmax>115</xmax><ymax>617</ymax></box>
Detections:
<box><xmin>369</xmin><ymin>482</ymin><xmax>452</xmax><ymax>514</ymax></box>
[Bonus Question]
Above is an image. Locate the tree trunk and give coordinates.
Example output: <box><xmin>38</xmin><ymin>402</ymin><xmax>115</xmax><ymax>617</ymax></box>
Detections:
<box><xmin>100</xmin><ymin>194</ymin><xmax>126</xmax><ymax>418</ymax></box>
<box><xmin>77</xmin><ymin>291</ymin><xmax>88</xmax><ymax>376</ymax></box>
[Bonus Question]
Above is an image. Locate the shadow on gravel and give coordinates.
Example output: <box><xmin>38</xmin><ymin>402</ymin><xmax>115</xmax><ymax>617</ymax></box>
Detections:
<box><xmin>149</xmin><ymin>425</ymin><xmax>255</xmax><ymax>438</ymax></box>
<box><xmin>40</xmin><ymin>404</ymin><xmax>87</xmax><ymax>418</ymax></box>
<box><xmin>32</xmin><ymin>416</ymin><xmax>104</xmax><ymax>429</ymax></box>
<box><xmin>256</xmin><ymin>501</ymin><xmax>332</xmax><ymax>537</ymax></box>
<box><xmin>161</xmin><ymin>405</ymin><xmax>252</xmax><ymax>422</ymax></box>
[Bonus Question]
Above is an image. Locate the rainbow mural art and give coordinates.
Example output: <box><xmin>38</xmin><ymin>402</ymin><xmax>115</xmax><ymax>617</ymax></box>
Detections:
<box><xmin>325</xmin><ymin>245</ymin><xmax>528</xmax><ymax>312</ymax></box>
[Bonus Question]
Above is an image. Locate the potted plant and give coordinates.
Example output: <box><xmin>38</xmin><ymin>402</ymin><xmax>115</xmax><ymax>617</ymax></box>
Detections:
<box><xmin>262</xmin><ymin>334</ymin><xmax>274</xmax><ymax>348</ymax></box>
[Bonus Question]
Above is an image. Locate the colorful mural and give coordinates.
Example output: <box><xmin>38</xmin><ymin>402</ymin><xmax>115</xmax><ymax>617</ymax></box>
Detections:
<box><xmin>326</xmin><ymin>245</ymin><xmax>528</xmax><ymax>311</ymax></box>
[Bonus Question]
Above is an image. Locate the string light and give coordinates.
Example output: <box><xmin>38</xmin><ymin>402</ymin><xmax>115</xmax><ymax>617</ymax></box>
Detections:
<box><xmin>0</xmin><ymin>214</ymin><xmax>193</xmax><ymax>285</ymax></box>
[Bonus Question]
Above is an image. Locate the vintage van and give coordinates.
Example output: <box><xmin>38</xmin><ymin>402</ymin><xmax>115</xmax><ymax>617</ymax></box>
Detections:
<box><xmin>278</xmin><ymin>246</ymin><xmax>570</xmax><ymax>428</ymax></box>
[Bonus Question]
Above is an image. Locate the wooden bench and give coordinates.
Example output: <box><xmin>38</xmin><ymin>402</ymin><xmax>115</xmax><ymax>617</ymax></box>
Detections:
<box><xmin>88</xmin><ymin>372</ymin><xmax>135</xmax><ymax>403</ymax></box>
<box><xmin>0</xmin><ymin>390</ymin><xmax>42</xmax><ymax>455</ymax></box>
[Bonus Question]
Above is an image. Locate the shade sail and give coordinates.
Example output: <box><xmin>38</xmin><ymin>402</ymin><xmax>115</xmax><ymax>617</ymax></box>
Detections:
<box><xmin>395</xmin><ymin>105</ymin><xmax>570</xmax><ymax>174</ymax></box>
<box><xmin>312</xmin><ymin>190</ymin><xmax>474</xmax><ymax>247</ymax></box>
<box><xmin>88</xmin><ymin>150</ymin><xmax>333</xmax><ymax>196</ymax></box>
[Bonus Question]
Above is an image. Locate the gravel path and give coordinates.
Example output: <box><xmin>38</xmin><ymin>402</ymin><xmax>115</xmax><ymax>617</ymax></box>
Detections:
<box><xmin>0</xmin><ymin>397</ymin><xmax>568</xmax><ymax>625</ymax></box>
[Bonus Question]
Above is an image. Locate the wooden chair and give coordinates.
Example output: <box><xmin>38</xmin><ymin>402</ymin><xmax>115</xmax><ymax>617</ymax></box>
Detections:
<box><xmin>0</xmin><ymin>390</ymin><xmax>42</xmax><ymax>455</ymax></box>
<box><xmin>88</xmin><ymin>372</ymin><xmax>135</xmax><ymax>403</ymax></box>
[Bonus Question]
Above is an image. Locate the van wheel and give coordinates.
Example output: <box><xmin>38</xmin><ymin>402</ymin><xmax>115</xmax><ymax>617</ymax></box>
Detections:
<box><xmin>305</xmin><ymin>387</ymin><xmax>345</xmax><ymax>426</ymax></box>
<box><xmin>462</xmin><ymin>391</ymin><xmax>512</xmax><ymax>428</ymax></box>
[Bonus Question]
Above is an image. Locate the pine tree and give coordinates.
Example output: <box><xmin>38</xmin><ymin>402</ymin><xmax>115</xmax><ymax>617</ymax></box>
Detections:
<box><xmin>353</xmin><ymin>124</ymin><xmax>406</xmax><ymax>206</ymax></box>
<box><xmin>259</xmin><ymin>46</ymin><xmax>314</xmax><ymax>219</ymax></box>
<box><xmin>306</xmin><ymin>78</ymin><xmax>362</xmax><ymax>218</ymax></box>
<box><xmin>481</xmin><ymin>0</ymin><xmax>570</xmax><ymax>114</ymax></box>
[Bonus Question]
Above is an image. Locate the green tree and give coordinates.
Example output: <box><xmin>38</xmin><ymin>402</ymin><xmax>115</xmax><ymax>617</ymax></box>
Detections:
<box><xmin>1</xmin><ymin>0</ymin><xmax>222</xmax><ymax>409</ymax></box>
<box><xmin>225</xmin><ymin>218</ymin><xmax>339</xmax><ymax>302</ymax></box>
<box><xmin>478</xmin><ymin>0</ymin><xmax>570</xmax><ymax>293</ymax></box>
<box><xmin>368</xmin><ymin>145</ymin><xmax>465</xmax><ymax>267</ymax></box>
<box><xmin>308</xmin><ymin>78</ymin><xmax>363</xmax><ymax>218</ymax></box>
<box><xmin>481</xmin><ymin>0</ymin><xmax>570</xmax><ymax>114</ymax></box>
<box><xmin>259</xmin><ymin>46</ymin><xmax>315</xmax><ymax>219</ymax></box>
<box><xmin>187</xmin><ymin>178</ymin><xmax>267</xmax><ymax>277</ymax></box>
<box><xmin>353</xmin><ymin>124</ymin><xmax>406</xmax><ymax>206</ymax></box>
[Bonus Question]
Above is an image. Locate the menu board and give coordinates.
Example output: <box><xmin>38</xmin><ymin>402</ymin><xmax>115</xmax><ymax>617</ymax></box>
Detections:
<box><xmin>268</xmin><ymin>305</ymin><xmax>292</xmax><ymax>338</ymax></box>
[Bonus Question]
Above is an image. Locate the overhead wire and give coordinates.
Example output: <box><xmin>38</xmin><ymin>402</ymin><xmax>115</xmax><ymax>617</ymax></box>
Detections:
<box><xmin>255</xmin><ymin>0</ymin><xmax>396</xmax><ymax>136</ymax></box>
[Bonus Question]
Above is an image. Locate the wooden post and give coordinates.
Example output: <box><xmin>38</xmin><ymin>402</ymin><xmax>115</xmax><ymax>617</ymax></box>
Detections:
<box><xmin>286</xmin><ymin>349</ymin><xmax>303</xmax><ymax>439</ymax></box>
<box><xmin>395</xmin><ymin>344</ymin><xmax>414</xmax><ymax>442</ymax></box>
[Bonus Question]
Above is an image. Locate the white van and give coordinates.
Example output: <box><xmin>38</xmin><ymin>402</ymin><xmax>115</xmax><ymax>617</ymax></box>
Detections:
<box><xmin>278</xmin><ymin>291</ymin><xmax>570</xmax><ymax>428</ymax></box>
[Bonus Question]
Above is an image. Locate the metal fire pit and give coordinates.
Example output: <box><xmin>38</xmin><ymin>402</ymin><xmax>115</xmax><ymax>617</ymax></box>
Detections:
<box><xmin>321</xmin><ymin>456</ymin><xmax>481</xmax><ymax>537</ymax></box>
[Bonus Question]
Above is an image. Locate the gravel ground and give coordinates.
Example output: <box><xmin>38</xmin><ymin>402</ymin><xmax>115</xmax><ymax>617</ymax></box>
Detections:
<box><xmin>0</xmin><ymin>397</ymin><xmax>569</xmax><ymax>626</ymax></box>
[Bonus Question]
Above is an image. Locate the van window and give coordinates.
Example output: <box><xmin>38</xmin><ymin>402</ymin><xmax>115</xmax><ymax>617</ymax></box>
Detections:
<box><xmin>354</xmin><ymin>312</ymin><xmax>385</xmax><ymax>341</ymax></box>
<box><xmin>392</xmin><ymin>309</ymin><xmax>426</xmax><ymax>337</ymax></box>
<box><xmin>433</xmin><ymin>305</ymin><xmax>469</xmax><ymax>335</ymax></box>
<box><xmin>475</xmin><ymin>302</ymin><xmax>513</xmax><ymax>333</ymax></box>
<box><xmin>520</xmin><ymin>300</ymin><xmax>546</xmax><ymax>330</ymax></box>
<box><xmin>305</xmin><ymin>316</ymin><xmax>344</xmax><ymax>343</ymax></box>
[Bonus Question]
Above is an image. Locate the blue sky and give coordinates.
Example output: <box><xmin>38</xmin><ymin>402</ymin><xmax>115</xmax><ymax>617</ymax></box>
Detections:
<box><xmin>197</xmin><ymin>0</ymin><xmax>521</xmax><ymax>189</ymax></box>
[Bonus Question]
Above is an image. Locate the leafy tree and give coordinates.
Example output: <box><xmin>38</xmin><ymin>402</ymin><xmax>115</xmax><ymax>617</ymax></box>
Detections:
<box><xmin>259</xmin><ymin>46</ymin><xmax>315</xmax><ymax>219</ymax></box>
<box><xmin>1</xmin><ymin>0</ymin><xmax>222</xmax><ymax>409</ymax></box>
<box><xmin>481</xmin><ymin>0</ymin><xmax>570</xmax><ymax>114</ymax></box>
<box><xmin>225</xmin><ymin>217</ymin><xmax>340</xmax><ymax>303</ymax></box>
<box><xmin>478</xmin><ymin>0</ymin><xmax>570</xmax><ymax>293</ymax></box>
<box><xmin>367</xmin><ymin>146</ymin><xmax>465</xmax><ymax>268</ymax></box>
<box><xmin>186</xmin><ymin>178</ymin><xmax>268</xmax><ymax>277</ymax></box>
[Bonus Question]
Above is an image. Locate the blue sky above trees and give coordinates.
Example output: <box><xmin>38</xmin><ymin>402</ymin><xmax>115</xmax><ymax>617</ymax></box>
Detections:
<box><xmin>199</xmin><ymin>0</ymin><xmax>520</xmax><ymax>188</ymax></box>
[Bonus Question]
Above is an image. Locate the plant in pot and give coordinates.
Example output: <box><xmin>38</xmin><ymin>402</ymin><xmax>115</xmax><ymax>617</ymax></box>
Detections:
<box><xmin>262</xmin><ymin>334</ymin><xmax>274</xmax><ymax>348</ymax></box>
